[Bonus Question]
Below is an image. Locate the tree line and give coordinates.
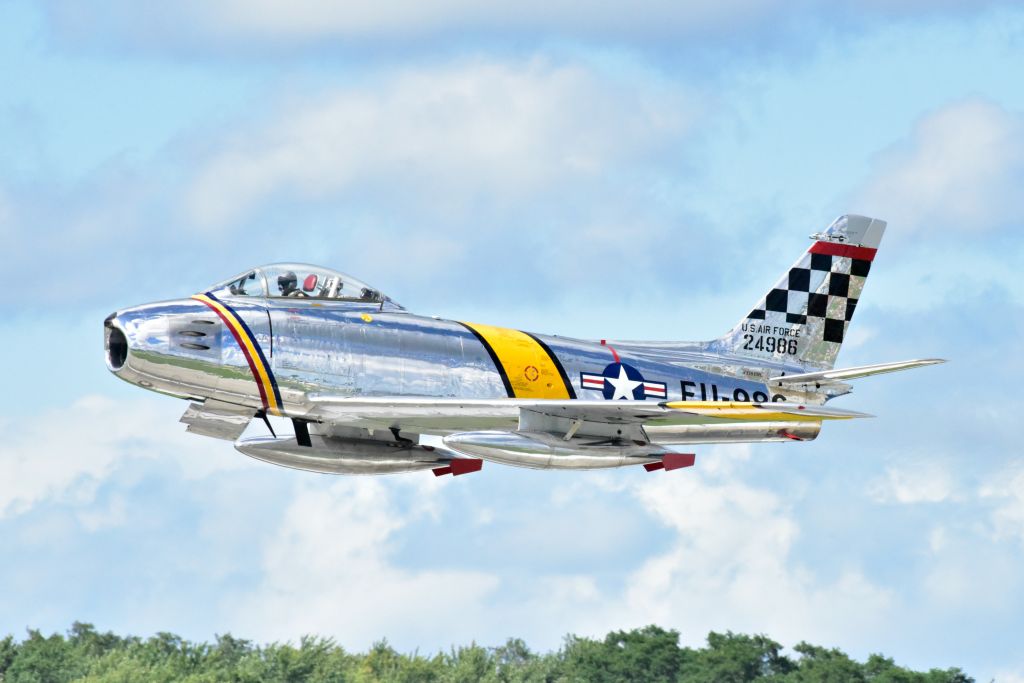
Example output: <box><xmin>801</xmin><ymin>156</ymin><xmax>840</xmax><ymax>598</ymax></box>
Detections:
<box><xmin>0</xmin><ymin>622</ymin><xmax>972</xmax><ymax>682</ymax></box>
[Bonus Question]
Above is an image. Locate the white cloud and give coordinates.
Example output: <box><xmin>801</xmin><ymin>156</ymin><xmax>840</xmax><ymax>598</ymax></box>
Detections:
<box><xmin>208</xmin><ymin>444</ymin><xmax>896</xmax><ymax>653</ymax></box>
<box><xmin>699</xmin><ymin>442</ymin><xmax>753</xmax><ymax>477</ymax></box>
<box><xmin>868</xmin><ymin>460</ymin><xmax>958</xmax><ymax>504</ymax></box>
<box><xmin>0</xmin><ymin>396</ymin><xmax>1013</xmax><ymax>667</ymax></box>
<box><xmin>857</xmin><ymin>98</ymin><xmax>1024</xmax><ymax>234</ymax></box>
<box><xmin>0</xmin><ymin>394</ymin><xmax>249</xmax><ymax>520</ymax></box>
<box><xmin>466</xmin><ymin>451</ymin><xmax>894</xmax><ymax>650</ymax></box>
<box><xmin>980</xmin><ymin>465</ymin><xmax>1024</xmax><ymax>545</ymax></box>
<box><xmin>222</xmin><ymin>477</ymin><xmax>498</xmax><ymax>647</ymax></box>
<box><xmin>928</xmin><ymin>526</ymin><xmax>947</xmax><ymax>553</ymax></box>
<box><xmin>611</xmin><ymin>469</ymin><xmax>894</xmax><ymax>648</ymax></box>
<box><xmin>992</xmin><ymin>671</ymin><xmax>1024</xmax><ymax>683</ymax></box>
<box><xmin>919</xmin><ymin>547</ymin><xmax>1018</xmax><ymax>612</ymax></box>
<box><xmin>184</xmin><ymin>58</ymin><xmax>691</xmax><ymax>229</ymax></box>
<box><xmin>77</xmin><ymin>493</ymin><xmax>129</xmax><ymax>531</ymax></box>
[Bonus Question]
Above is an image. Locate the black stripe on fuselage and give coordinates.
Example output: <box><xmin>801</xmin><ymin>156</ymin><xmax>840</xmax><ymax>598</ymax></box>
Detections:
<box><xmin>457</xmin><ymin>322</ymin><xmax>515</xmax><ymax>398</ymax></box>
<box><xmin>523</xmin><ymin>331</ymin><xmax>577</xmax><ymax>399</ymax></box>
<box><xmin>207</xmin><ymin>292</ymin><xmax>284</xmax><ymax>409</ymax></box>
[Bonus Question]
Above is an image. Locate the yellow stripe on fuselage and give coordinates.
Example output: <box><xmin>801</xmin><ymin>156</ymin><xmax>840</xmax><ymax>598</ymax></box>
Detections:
<box><xmin>192</xmin><ymin>294</ymin><xmax>281</xmax><ymax>415</ymax></box>
<box><xmin>461</xmin><ymin>322</ymin><xmax>571</xmax><ymax>399</ymax></box>
<box><xmin>663</xmin><ymin>401</ymin><xmax>853</xmax><ymax>422</ymax></box>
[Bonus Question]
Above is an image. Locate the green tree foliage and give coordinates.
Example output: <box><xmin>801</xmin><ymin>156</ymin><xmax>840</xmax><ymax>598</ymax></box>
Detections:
<box><xmin>561</xmin><ymin>625</ymin><xmax>685</xmax><ymax>683</ymax></box>
<box><xmin>0</xmin><ymin>623</ymin><xmax>973</xmax><ymax>683</ymax></box>
<box><xmin>679</xmin><ymin>631</ymin><xmax>795</xmax><ymax>683</ymax></box>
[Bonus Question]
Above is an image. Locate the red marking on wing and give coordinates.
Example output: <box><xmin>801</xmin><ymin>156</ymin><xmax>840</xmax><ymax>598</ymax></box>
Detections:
<box><xmin>644</xmin><ymin>453</ymin><xmax>696</xmax><ymax>472</ymax></box>
<box><xmin>434</xmin><ymin>459</ymin><xmax>483</xmax><ymax>477</ymax></box>
<box><xmin>663</xmin><ymin>453</ymin><xmax>696</xmax><ymax>470</ymax></box>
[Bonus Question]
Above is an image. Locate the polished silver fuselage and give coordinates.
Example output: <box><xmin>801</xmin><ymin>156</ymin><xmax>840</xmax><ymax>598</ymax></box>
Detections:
<box><xmin>104</xmin><ymin>219</ymin><xmax>934</xmax><ymax>474</ymax></box>
<box><xmin>107</xmin><ymin>295</ymin><xmax>815</xmax><ymax>434</ymax></box>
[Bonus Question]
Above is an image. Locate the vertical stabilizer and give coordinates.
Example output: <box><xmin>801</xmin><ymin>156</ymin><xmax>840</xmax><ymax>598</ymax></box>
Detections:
<box><xmin>716</xmin><ymin>215</ymin><xmax>886</xmax><ymax>370</ymax></box>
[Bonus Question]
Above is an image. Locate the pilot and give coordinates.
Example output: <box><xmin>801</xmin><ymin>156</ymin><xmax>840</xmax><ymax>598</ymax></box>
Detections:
<box><xmin>277</xmin><ymin>271</ymin><xmax>306</xmax><ymax>297</ymax></box>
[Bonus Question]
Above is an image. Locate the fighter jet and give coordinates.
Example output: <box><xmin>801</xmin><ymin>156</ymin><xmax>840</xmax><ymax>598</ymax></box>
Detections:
<box><xmin>104</xmin><ymin>215</ymin><xmax>941</xmax><ymax>476</ymax></box>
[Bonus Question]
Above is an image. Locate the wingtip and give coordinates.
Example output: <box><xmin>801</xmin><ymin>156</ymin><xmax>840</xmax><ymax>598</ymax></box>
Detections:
<box><xmin>832</xmin><ymin>409</ymin><xmax>875</xmax><ymax>419</ymax></box>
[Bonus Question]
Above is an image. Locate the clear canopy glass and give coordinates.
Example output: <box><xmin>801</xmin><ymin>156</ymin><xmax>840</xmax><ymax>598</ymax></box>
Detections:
<box><xmin>208</xmin><ymin>269</ymin><xmax>267</xmax><ymax>298</ymax></box>
<box><xmin>206</xmin><ymin>263</ymin><xmax>395</xmax><ymax>305</ymax></box>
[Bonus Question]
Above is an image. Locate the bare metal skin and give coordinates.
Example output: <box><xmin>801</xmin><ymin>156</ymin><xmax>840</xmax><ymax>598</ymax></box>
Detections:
<box><xmin>105</xmin><ymin>216</ymin><xmax>942</xmax><ymax>476</ymax></box>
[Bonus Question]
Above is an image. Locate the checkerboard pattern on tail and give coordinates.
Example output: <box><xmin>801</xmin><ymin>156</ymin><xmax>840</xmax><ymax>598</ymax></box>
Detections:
<box><xmin>718</xmin><ymin>215</ymin><xmax>886</xmax><ymax>370</ymax></box>
<box><xmin>747</xmin><ymin>244</ymin><xmax>872</xmax><ymax>345</ymax></box>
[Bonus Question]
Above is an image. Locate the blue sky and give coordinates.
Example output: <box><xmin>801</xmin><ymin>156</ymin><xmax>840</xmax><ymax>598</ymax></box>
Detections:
<box><xmin>2</xmin><ymin>0</ymin><xmax>1024</xmax><ymax>678</ymax></box>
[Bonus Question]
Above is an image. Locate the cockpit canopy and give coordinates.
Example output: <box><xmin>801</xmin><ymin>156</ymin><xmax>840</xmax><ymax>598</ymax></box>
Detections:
<box><xmin>206</xmin><ymin>263</ymin><xmax>401</xmax><ymax>308</ymax></box>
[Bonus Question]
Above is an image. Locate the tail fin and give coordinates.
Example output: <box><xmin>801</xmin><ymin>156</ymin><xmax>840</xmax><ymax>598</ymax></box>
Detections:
<box><xmin>717</xmin><ymin>215</ymin><xmax>886</xmax><ymax>370</ymax></box>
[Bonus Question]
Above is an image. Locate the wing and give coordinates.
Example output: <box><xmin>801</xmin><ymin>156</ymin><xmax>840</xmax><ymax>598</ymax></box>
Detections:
<box><xmin>307</xmin><ymin>394</ymin><xmax>868</xmax><ymax>429</ymax></box>
<box><xmin>182</xmin><ymin>395</ymin><xmax>870</xmax><ymax>475</ymax></box>
<box><xmin>306</xmin><ymin>394</ymin><xmax>869</xmax><ymax>470</ymax></box>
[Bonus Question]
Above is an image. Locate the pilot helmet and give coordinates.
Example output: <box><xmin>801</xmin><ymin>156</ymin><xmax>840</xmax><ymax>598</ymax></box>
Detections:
<box><xmin>278</xmin><ymin>271</ymin><xmax>297</xmax><ymax>293</ymax></box>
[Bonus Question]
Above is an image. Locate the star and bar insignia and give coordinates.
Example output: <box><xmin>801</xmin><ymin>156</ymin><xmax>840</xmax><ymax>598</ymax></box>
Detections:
<box><xmin>580</xmin><ymin>362</ymin><xmax>667</xmax><ymax>401</ymax></box>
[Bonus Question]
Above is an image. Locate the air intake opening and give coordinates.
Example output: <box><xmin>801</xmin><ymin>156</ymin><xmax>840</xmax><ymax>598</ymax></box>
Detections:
<box><xmin>105</xmin><ymin>318</ymin><xmax>128</xmax><ymax>371</ymax></box>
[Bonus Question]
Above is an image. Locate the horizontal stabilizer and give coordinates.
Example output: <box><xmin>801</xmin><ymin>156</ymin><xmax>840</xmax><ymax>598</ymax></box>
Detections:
<box><xmin>769</xmin><ymin>359</ymin><xmax>945</xmax><ymax>386</ymax></box>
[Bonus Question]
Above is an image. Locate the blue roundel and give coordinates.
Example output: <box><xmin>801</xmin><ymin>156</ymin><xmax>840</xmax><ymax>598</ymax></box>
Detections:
<box><xmin>600</xmin><ymin>362</ymin><xmax>646</xmax><ymax>401</ymax></box>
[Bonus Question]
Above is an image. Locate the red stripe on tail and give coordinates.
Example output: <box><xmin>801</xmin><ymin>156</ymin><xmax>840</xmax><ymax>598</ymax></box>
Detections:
<box><xmin>810</xmin><ymin>241</ymin><xmax>877</xmax><ymax>261</ymax></box>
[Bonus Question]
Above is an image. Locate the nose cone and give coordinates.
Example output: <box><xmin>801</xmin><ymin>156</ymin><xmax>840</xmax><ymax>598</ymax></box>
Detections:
<box><xmin>103</xmin><ymin>298</ymin><xmax>223</xmax><ymax>399</ymax></box>
<box><xmin>103</xmin><ymin>303</ymin><xmax>171</xmax><ymax>378</ymax></box>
